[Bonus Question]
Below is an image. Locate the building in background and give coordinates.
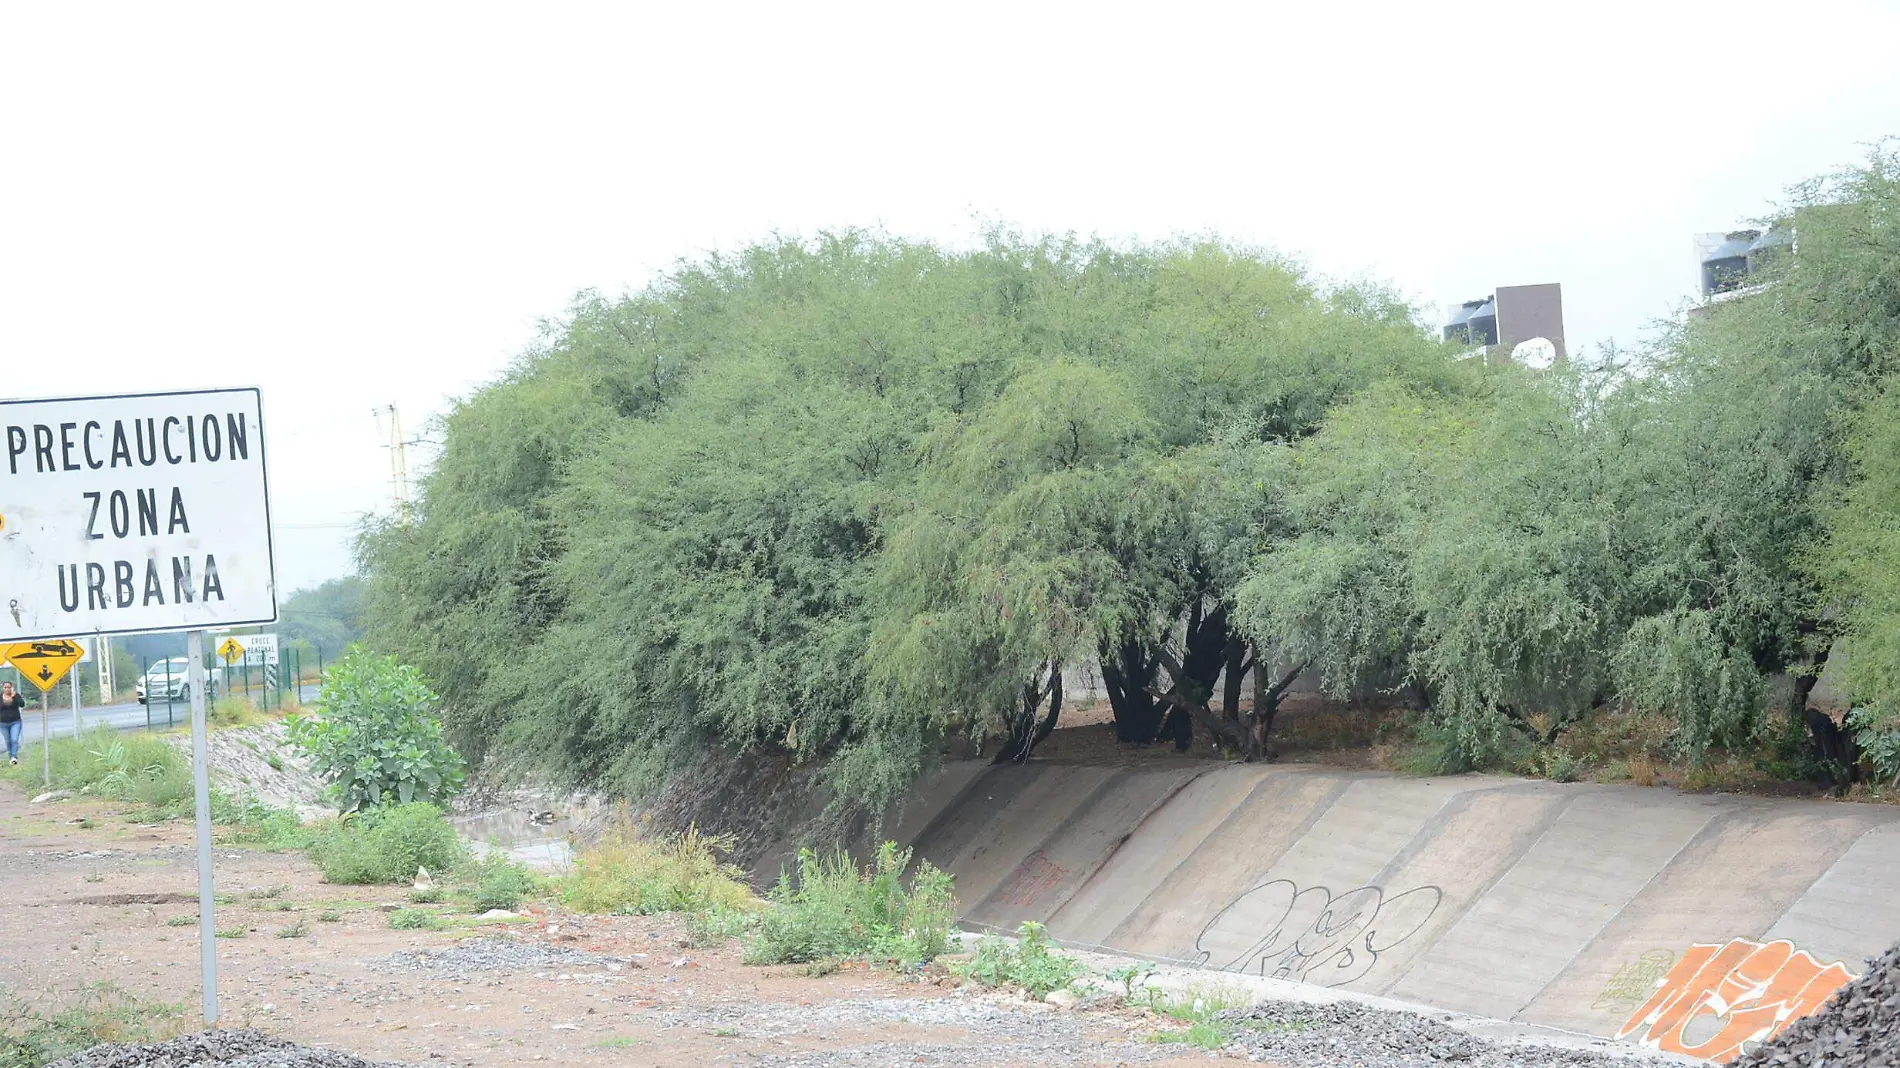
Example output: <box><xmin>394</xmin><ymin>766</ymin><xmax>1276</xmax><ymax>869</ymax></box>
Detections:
<box><xmin>1692</xmin><ymin>228</ymin><xmax>1790</xmax><ymax>311</ymax></box>
<box><xmin>1443</xmin><ymin>282</ymin><xmax>1566</xmax><ymax>368</ymax></box>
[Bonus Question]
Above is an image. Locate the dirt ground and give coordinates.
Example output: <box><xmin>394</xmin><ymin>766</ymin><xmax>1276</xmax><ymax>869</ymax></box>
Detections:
<box><xmin>0</xmin><ymin>784</ymin><xmax>1218</xmax><ymax>1068</ymax></box>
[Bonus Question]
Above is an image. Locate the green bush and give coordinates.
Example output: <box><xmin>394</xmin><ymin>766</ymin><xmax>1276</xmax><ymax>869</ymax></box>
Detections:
<box><xmin>560</xmin><ymin>825</ymin><xmax>757</xmax><ymax>916</ymax></box>
<box><xmin>461</xmin><ymin>854</ymin><xmax>542</xmax><ymax>912</ymax></box>
<box><xmin>743</xmin><ymin>842</ymin><xmax>956</xmax><ymax>967</ymax></box>
<box><xmin>287</xmin><ymin>651</ymin><xmax>466</xmax><ymax>811</ymax></box>
<box><xmin>957</xmin><ymin>922</ymin><xmax>1082</xmax><ymax>997</ymax></box>
<box><xmin>306</xmin><ymin>803</ymin><xmax>464</xmax><ymax>884</ymax></box>
<box><xmin>219</xmin><ymin>800</ymin><xmax>315</xmax><ymax>850</ymax></box>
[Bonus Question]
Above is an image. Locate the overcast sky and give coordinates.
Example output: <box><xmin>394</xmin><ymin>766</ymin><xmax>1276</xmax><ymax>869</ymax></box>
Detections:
<box><xmin>5</xmin><ymin>1</ymin><xmax>1899</xmax><ymax>594</ymax></box>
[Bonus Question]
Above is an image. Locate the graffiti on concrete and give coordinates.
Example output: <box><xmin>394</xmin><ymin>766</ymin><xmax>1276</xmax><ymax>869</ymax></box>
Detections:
<box><xmin>1617</xmin><ymin>938</ymin><xmax>1856</xmax><ymax>1063</ymax></box>
<box><xmin>992</xmin><ymin>851</ymin><xmax>1068</xmax><ymax>908</ymax></box>
<box><xmin>1592</xmin><ymin>949</ymin><xmax>1678</xmax><ymax>1014</ymax></box>
<box><xmin>1193</xmin><ymin>879</ymin><xmax>1442</xmax><ymax>987</ymax></box>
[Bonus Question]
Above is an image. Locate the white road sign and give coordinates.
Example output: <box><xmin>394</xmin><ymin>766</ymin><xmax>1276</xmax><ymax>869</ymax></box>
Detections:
<box><xmin>241</xmin><ymin>632</ymin><xmax>278</xmax><ymax>667</ymax></box>
<box><xmin>0</xmin><ymin>388</ymin><xmax>277</xmax><ymax>642</ymax></box>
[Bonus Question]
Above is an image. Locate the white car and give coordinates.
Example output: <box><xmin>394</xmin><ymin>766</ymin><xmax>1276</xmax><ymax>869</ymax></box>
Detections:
<box><xmin>135</xmin><ymin>658</ymin><xmax>223</xmax><ymax>705</ymax></box>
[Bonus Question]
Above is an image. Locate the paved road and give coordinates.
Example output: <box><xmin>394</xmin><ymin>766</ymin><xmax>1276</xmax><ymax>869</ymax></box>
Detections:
<box><xmin>19</xmin><ymin>683</ymin><xmax>321</xmax><ymax>740</ymax></box>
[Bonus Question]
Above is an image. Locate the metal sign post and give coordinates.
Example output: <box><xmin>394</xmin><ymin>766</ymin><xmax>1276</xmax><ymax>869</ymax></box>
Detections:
<box><xmin>69</xmin><ymin>673</ymin><xmax>79</xmax><ymax>738</ymax></box>
<box><xmin>187</xmin><ymin>629</ymin><xmax>218</xmax><ymax>1026</ymax></box>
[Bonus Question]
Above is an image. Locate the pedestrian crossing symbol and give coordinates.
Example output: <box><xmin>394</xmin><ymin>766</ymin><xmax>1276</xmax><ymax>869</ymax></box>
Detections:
<box><xmin>3</xmin><ymin>638</ymin><xmax>86</xmax><ymax>692</ymax></box>
<box><xmin>217</xmin><ymin>637</ymin><xmax>246</xmax><ymax>666</ymax></box>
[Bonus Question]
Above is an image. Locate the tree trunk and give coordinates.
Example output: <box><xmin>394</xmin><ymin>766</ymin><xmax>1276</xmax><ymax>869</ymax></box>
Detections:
<box><xmin>1100</xmin><ymin>634</ymin><xmax>1163</xmax><ymax>743</ymax></box>
<box><xmin>994</xmin><ymin>660</ymin><xmax>1064</xmax><ymax>764</ymax></box>
<box><xmin>1242</xmin><ymin>659</ymin><xmax>1307</xmax><ymax>762</ymax></box>
<box><xmin>1221</xmin><ymin>639</ymin><xmax>1249</xmax><ymax>722</ymax></box>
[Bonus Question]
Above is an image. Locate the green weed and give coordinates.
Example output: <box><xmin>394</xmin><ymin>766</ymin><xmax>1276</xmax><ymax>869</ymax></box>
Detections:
<box><xmin>955</xmin><ymin>922</ymin><xmax>1081</xmax><ymax>997</ymax></box>
<box><xmin>743</xmin><ymin>842</ymin><xmax>955</xmax><ymax>967</ymax></box>
<box><xmin>305</xmin><ymin>803</ymin><xmax>464</xmax><ymax>884</ymax></box>
<box><xmin>560</xmin><ymin>824</ymin><xmax>756</xmax><ymax>916</ymax></box>
<box><xmin>0</xmin><ymin>983</ymin><xmax>183</xmax><ymax>1068</ymax></box>
<box><xmin>389</xmin><ymin>908</ymin><xmax>445</xmax><ymax>931</ymax></box>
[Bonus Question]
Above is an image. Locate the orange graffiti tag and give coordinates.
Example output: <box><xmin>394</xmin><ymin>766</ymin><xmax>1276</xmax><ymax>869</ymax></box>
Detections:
<box><xmin>1617</xmin><ymin>938</ymin><xmax>1856</xmax><ymax>1063</ymax></box>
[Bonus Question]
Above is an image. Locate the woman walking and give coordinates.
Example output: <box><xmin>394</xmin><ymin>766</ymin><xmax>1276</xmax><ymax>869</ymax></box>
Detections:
<box><xmin>0</xmin><ymin>681</ymin><xmax>25</xmax><ymax>765</ymax></box>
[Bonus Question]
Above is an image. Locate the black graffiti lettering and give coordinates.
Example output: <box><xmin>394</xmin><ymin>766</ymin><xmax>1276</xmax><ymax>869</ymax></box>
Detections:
<box><xmin>83</xmin><ymin>492</ymin><xmax>104</xmax><ymax>540</ymax></box>
<box><xmin>1194</xmin><ymin>880</ymin><xmax>1443</xmax><ymax>988</ymax></box>
<box><xmin>86</xmin><ymin>562</ymin><xmax>107</xmax><ymax>611</ymax></box>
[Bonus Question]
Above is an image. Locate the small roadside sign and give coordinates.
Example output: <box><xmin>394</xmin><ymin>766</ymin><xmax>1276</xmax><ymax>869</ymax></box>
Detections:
<box><xmin>240</xmin><ymin>633</ymin><xmax>277</xmax><ymax>667</ymax></box>
<box><xmin>217</xmin><ymin>637</ymin><xmax>245</xmax><ymax>665</ymax></box>
<box><xmin>3</xmin><ymin>638</ymin><xmax>85</xmax><ymax>691</ymax></box>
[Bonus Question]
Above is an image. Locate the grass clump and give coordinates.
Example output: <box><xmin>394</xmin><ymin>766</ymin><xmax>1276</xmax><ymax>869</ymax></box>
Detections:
<box><xmin>305</xmin><ymin>803</ymin><xmax>464</xmax><ymax>884</ymax></box>
<box><xmin>219</xmin><ymin>800</ymin><xmax>314</xmax><ymax>850</ymax></box>
<box><xmin>163</xmin><ymin>915</ymin><xmax>193</xmax><ymax>928</ymax></box>
<box><xmin>561</xmin><ymin>824</ymin><xmax>756</xmax><ymax>916</ymax></box>
<box><xmin>686</xmin><ymin>905</ymin><xmax>754</xmax><ymax>947</ymax></box>
<box><xmin>0</xmin><ymin>983</ymin><xmax>183</xmax><ymax>1068</ymax></box>
<box><xmin>956</xmin><ymin>921</ymin><xmax>1082</xmax><ymax>997</ymax></box>
<box><xmin>459</xmin><ymin>853</ymin><xmax>543</xmax><ymax>913</ymax></box>
<box><xmin>318</xmin><ymin>910</ymin><xmax>342</xmax><ymax>923</ymax></box>
<box><xmin>0</xmin><ymin>729</ymin><xmax>194</xmax><ymax>811</ymax></box>
<box><xmin>743</xmin><ymin>842</ymin><xmax>956</xmax><ymax>967</ymax></box>
<box><xmin>406</xmin><ymin>886</ymin><xmax>444</xmax><ymax>904</ymax></box>
<box><xmin>389</xmin><ymin>908</ymin><xmax>445</xmax><ymax>931</ymax></box>
<box><xmin>1138</xmin><ymin>983</ymin><xmax>1259</xmax><ymax>1050</ymax></box>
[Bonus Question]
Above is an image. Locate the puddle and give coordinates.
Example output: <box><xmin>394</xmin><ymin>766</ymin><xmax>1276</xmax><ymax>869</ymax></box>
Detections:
<box><xmin>450</xmin><ymin>806</ymin><xmax>580</xmax><ymax>870</ymax></box>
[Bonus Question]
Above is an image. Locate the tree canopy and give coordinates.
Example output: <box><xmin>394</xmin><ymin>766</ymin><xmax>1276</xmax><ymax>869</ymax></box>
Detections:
<box><xmin>361</xmin><ymin>145</ymin><xmax>1900</xmax><ymax>824</ymax></box>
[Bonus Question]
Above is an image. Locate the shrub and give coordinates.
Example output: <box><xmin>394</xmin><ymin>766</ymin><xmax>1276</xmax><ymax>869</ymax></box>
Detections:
<box><xmin>306</xmin><ymin>803</ymin><xmax>464</xmax><ymax>884</ymax></box>
<box><xmin>287</xmin><ymin>651</ymin><xmax>466</xmax><ymax>811</ymax></box>
<box><xmin>957</xmin><ymin>922</ymin><xmax>1081</xmax><ymax>997</ymax></box>
<box><xmin>743</xmin><ymin>842</ymin><xmax>957</xmax><ymax>967</ymax></box>
<box><xmin>461</xmin><ymin>854</ymin><xmax>542</xmax><ymax>913</ymax></box>
<box><xmin>561</xmin><ymin>825</ymin><xmax>757</xmax><ymax>916</ymax></box>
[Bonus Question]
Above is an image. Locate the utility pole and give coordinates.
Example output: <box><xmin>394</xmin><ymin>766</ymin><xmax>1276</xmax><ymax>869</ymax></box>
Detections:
<box><xmin>373</xmin><ymin>404</ymin><xmax>413</xmax><ymax>524</ymax></box>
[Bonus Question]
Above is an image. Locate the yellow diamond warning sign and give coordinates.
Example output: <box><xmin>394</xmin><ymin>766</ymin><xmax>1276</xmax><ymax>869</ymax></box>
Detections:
<box><xmin>4</xmin><ymin>638</ymin><xmax>86</xmax><ymax>692</ymax></box>
<box><xmin>217</xmin><ymin>637</ymin><xmax>246</xmax><ymax>666</ymax></box>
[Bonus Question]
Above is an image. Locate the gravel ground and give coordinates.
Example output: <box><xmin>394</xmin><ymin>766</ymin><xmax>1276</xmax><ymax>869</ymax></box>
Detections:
<box><xmin>371</xmin><ymin>936</ymin><xmax>626</xmax><ymax>977</ymax></box>
<box><xmin>1219</xmin><ymin>998</ymin><xmax>1674</xmax><ymax>1067</ymax></box>
<box><xmin>654</xmin><ymin>991</ymin><xmax>1169</xmax><ymax>1063</ymax></box>
<box><xmin>46</xmin><ymin>1030</ymin><xmax>417</xmax><ymax>1068</ymax></box>
<box><xmin>1735</xmin><ymin>939</ymin><xmax>1900</xmax><ymax>1068</ymax></box>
